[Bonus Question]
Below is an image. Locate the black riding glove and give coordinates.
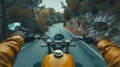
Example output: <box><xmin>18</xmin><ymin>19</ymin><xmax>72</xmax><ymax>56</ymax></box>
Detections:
<box><xmin>12</xmin><ymin>31</ymin><xmax>41</xmax><ymax>42</ymax></box>
<box><xmin>83</xmin><ymin>30</ymin><xmax>108</xmax><ymax>45</ymax></box>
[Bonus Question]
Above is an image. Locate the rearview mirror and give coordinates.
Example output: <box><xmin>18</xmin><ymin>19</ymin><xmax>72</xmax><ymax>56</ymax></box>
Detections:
<box><xmin>8</xmin><ymin>22</ymin><xmax>21</xmax><ymax>31</ymax></box>
<box><xmin>93</xmin><ymin>22</ymin><xmax>108</xmax><ymax>31</ymax></box>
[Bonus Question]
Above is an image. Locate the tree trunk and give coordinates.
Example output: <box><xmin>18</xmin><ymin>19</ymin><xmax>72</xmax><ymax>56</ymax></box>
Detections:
<box><xmin>31</xmin><ymin>4</ymin><xmax>35</xmax><ymax>19</ymax></box>
<box><xmin>64</xmin><ymin>20</ymin><xmax>67</xmax><ymax>26</ymax></box>
<box><xmin>1</xmin><ymin>0</ymin><xmax>7</xmax><ymax>40</ymax></box>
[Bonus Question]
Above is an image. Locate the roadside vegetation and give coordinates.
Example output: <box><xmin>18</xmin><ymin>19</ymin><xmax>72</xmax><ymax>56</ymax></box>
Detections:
<box><xmin>62</xmin><ymin>0</ymin><xmax>120</xmax><ymax>45</ymax></box>
<box><xmin>0</xmin><ymin>0</ymin><xmax>64</xmax><ymax>41</ymax></box>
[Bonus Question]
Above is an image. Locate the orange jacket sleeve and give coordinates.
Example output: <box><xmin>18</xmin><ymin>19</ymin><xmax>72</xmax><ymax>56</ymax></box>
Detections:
<box><xmin>97</xmin><ymin>40</ymin><xmax>120</xmax><ymax>67</ymax></box>
<box><xmin>0</xmin><ymin>35</ymin><xmax>25</xmax><ymax>67</ymax></box>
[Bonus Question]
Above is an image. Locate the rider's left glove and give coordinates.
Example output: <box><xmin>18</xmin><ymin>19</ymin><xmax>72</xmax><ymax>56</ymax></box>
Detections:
<box><xmin>12</xmin><ymin>31</ymin><xmax>41</xmax><ymax>42</ymax></box>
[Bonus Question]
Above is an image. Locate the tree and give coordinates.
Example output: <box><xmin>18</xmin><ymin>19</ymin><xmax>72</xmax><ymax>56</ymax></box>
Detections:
<box><xmin>25</xmin><ymin>0</ymin><xmax>42</xmax><ymax>19</ymax></box>
<box><xmin>36</xmin><ymin>8</ymin><xmax>63</xmax><ymax>26</ymax></box>
<box><xmin>6</xmin><ymin>5</ymin><xmax>33</xmax><ymax>22</ymax></box>
<box><xmin>37</xmin><ymin>18</ymin><xmax>49</xmax><ymax>33</ymax></box>
<box><xmin>47</xmin><ymin>8</ymin><xmax>60</xmax><ymax>23</ymax></box>
<box><xmin>55</xmin><ymin>12</ymin><xmax>64</xmax><ymax>22</ymax></box>
<box><xmin>69</xmin><ymin>2</ymin><xmax>80</xmax><ymax>16</ymax></box>
<box><xmin>0</xmin><ymin>0</ymin><xmax>18</xmax><ymax>40</ymax></box>
<box><xmin>110</xmin><ymin>0</ymin><xmax>120</xmax><ymax>17</ymax></box>
<box><xmin>37</xmin><ymin>9</ymin><xmax>53</xmax><ymax>26</ymax></box>
<box><xmin>39</xmin><ymin>10</ymin><xmax>50</xmax><ymax>18</ymax></box>
<box><xmin>63</xmin><ymin>10</ymin><xmax>71</xmax><ymax>26</ymax></box>
<box><xmin>48</xmin><ymin>8</ymin><xmax>55</xmax><ymax>15</ymax></box>
<box><xmin>66</xmin><ymin>0</ymin><xmax>82</xmax><ymax>4</ymax></box>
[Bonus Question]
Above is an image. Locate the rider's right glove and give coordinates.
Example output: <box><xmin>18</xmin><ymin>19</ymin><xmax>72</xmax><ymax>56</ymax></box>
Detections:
<box><xmin>83</xmin><ymin>31</ymin><xmax>109</xmax><ymax>45</ymax></box>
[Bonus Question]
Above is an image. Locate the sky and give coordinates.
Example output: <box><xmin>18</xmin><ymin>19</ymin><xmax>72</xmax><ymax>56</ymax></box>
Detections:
<box><xmin>39</xmin><ymin>0</ymin><xmax>67</xmax><ymax>13</ymax></box>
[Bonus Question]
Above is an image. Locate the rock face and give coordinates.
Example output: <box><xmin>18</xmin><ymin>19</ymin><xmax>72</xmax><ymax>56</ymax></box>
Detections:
<box><xmin>63</xmin><ymin>0</ymin><xmax>120</xmax><ymax>45</ymax></box>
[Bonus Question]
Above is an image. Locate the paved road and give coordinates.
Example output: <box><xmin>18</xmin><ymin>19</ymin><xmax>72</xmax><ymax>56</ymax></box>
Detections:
<box><xmin>13</xmin><ymin>23</ymin><xmax>107</xmax><ymax>67</ymax></box>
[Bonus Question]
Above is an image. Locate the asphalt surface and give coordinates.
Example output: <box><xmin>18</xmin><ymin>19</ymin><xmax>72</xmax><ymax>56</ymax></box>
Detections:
<box><xmin>13</xmin><ymin>23</ymin><xmax>107</xmax><ymax>67</ymax></box>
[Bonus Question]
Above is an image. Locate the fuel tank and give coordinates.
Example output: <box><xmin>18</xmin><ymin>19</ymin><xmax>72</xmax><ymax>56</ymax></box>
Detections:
<box><xmin>41</xmin><ymin>53</ymin><xmax>75</xmax><ymax>67</ymax></box>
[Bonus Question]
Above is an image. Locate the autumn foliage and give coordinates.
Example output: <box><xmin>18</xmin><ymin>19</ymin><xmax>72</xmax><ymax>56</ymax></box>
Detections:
<box><xmin>5</xmin><ymin>4</ymin><xmax>49</xmax><ymax>35</ymax></box>
<box><xmin>69</xmin><ymin>2</ymin><xmax>80</xmax><ymax>13</ymax></box>
<box><xmin>7</xmin><ymin>5</ymin><xmax>32</xmax><ymax>22</ymax></box>
<box><xmin>110</xmin><ymin>0</ymin><xmax>120</xmax><ymax>16</ymax></box>
<box><xmin>35</xmin><ymin>7</ymin><xmax>64</xmax><ymax>26</ymax></box>
<box><xmin>63</xmin><ymin>0</ymin><xmax>120</xmax><ymax>44</ymax></box>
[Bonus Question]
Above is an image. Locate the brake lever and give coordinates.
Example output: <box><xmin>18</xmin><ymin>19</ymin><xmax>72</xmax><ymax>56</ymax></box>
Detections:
<box><xmin>69</xmin><ymin>43</ymin><xmax>76</xmax><ymax>47</ymax></box>
<box><xmin>70</xmin><ymin>36</ymin><xmax>84</xmax><ymax>43</ymax></box>
<box><xmin>41</xmin><ymin>44</ymin><xmax>47</xmax><ymax>47</ymax></box>
<box><xmin>34</xmin><ymin>35</ymin><xmax>41</xmax><ymax>40</ymax></box>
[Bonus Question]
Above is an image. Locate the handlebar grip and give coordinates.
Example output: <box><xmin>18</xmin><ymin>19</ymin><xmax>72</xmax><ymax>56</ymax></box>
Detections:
<box><xmin>34</xmin><ymin>35</ymin><xmax>41</xmax><ymax>40</ymax></box>
<box><xmin>41</xmin><ymin>44</ymin><xmax>47</xmax><ymax>47</ymax></box>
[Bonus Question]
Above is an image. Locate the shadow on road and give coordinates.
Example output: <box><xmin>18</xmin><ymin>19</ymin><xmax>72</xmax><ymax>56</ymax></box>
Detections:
<box><xmin>33</xmin><ymin>62</ymin><xmax>41</xmax><ymax>67</ymax></box>
<box><xmin>76</xmin><ymin>62</ymin><xmax>83</xmax><ymax>67</ymax></box>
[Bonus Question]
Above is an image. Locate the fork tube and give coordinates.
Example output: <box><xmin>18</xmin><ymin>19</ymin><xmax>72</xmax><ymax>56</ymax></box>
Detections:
<box><xmin>47</xmin><ymin>44</ymin><xmax>52</xmax><ymax>54</ymax></box>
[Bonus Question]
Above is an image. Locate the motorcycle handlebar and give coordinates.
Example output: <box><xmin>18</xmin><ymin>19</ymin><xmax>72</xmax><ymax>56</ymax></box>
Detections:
<box><xmin>70</xmin><ymin>36</ymin><xmax>84</xmax><ymax>43</ymax></box>
<box><xmin>40</xmin><ymin>35</ymin><xmax>83</xmax><ymax>43</ymax></box>
<box><xmin>39</xmin><ymin>36</ymin><xmax>83</xmax><ymax>47</ymax></box>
